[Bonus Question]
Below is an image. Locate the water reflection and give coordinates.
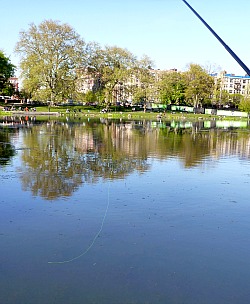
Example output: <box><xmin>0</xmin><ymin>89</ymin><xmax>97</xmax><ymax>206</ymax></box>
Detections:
<box><xmin>1</xmin><ymin>116</ymin><xmax>250</xmax><ymax>304</ymax></box>
<box><xmin>0</xmin><ymin>129</ymin><xmax>16</xmax><ymax>165</ymax></box>
<box><xmin>18</xmin><ymin>121</ymin><xmax>150</xmax><ymax>200</ymax></box>
<box><xmin>1</xmin><ymin>116</ymin><xmax>250</xmax><ymax>199</ymax></box>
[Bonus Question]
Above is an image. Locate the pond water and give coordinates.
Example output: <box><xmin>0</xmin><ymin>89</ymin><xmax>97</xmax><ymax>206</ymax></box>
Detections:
<box><xmin>1</xmin><ymin>116</ymin><xmax>250</xmax><ymax>304</ymax></box>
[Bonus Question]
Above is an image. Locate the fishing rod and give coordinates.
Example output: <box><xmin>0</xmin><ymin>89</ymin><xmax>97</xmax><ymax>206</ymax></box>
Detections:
<box><xmin>182</xmin><ymin>0</ymin><xmax>250</xmax><ymax>76</ymax></box>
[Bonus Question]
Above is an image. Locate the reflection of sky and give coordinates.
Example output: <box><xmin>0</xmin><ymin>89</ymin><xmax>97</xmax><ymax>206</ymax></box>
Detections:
<box><xmin>127</xmin><ymin>156</ymin><xmax>250</xmax><ymax>209</ymax></box>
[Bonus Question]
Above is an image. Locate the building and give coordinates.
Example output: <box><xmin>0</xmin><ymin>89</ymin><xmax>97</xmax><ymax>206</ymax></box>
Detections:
<box><xmin>212</xmin><ymin>72</ymin><xmax>250</xmax><ymax>95</ymax></box>
<box><xmin>76</xmin><ymin>68</ymin><xmax>178</xmax><ymax>104</ymax></box>
<box><xmin>9</xmin><ymin>77</ymin><xmax>19</xmax><ymax>92</ymax></box>
<box><xmin>77</xmin><ymin>69</ymin><xmax>96</xmax><ymax>94</ymax></box>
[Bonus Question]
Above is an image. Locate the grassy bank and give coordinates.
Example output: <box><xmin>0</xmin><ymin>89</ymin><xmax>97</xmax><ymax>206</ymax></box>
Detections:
<box><xmin>1</xmin><ymin>105</ymin><xmax>249</xmax><ymax>121</ymax></box>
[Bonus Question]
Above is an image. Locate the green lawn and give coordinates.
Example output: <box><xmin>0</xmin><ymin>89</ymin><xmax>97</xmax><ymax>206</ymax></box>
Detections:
<box><xmin>0</xmin><ymin>104</ymin><xmax>249</xmax><ymax>121</ymax></box>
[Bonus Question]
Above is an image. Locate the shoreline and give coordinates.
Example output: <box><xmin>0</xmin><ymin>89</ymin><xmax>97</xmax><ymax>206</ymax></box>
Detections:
<box><xmin>0</xmin><ymin>109</ymin><xmax>249</xmax><ymax>122</ymax></box>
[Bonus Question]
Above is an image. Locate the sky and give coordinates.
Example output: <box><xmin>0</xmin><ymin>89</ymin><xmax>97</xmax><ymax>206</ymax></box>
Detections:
<box><xmin>1</xmin><ymin>0</ymin><xmax>250</xmax><ymax>77</ymax></box>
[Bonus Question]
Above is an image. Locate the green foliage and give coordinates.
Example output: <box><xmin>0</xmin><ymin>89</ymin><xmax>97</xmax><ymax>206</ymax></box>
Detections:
<box><xmin>13</xmin><ymin>19</ymin><xmax>248</xmax><ymax>112</ymax></box>
<box><xmin>212</xmin><ymin>88</ymin><xmax>230</xmax><ymax>107</ymax></box>
<box><xmin>15</xmin><ymin>20</ymin><xmax>86</xmax><ymax>103</ymax></box>
<box><xmin>1</xmin><ymin>81</ymin><xmax>15</xmax><ymax>96</ymax></box>
<box><xmin>132</xmin><ymin>88</ymin><xmax>146</xmax><ymax>104</ymax></box>
<box><xmin>229</xmin><ymin>93</ymin><xmax>243</xmax><ymax>108</ymax></box>
<box><xmin>0</xmin><ymin>50</ymin><xmax>16</xmax><ymax>95</ymax></box>
<box><xmin>87</xmin><ymin>45</ymin><xmax>140</xmax><ymax>105</ymax></box>
<box><xmin>157</xmin><ymin>71</ymin><xmax>186</xmax><ymax>105</ymax></box>
<box><xmin>84</xmin><ymin>91</ymin><xmax>96</xmax><ymax>103</ymax></box>
<box><xmin>14</xmin><ymin>19</ymin><xmax>223</xmax><ymax>110</ymax></box>
<box><xmin>184</xmin><ymin>64</ymin><xmax>214</xmax><ymax>107</ymax></box>
<box><xmin>129</xmin><ymin>55</ymin><xmax>155</xmax><ymax>105</ymax></box>
<box><xmin>239</xmin><ymin>97</ymin><xmax>250</xmax><ymax>113</ymax></box>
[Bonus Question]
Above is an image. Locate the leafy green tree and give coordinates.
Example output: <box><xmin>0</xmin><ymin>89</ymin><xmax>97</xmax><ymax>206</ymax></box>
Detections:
<box><xmin>0</xmin><ymin>50</ymin><xmax>16</xmax><ymax>96</ymax></box>
<box><xmin>212</xmin><ymin>77</ymin><xmax>221</xmax><ymax>107</ymax></box>
<box><xmin>239</xmin><ymin>83</ymin><xmax>250</xmax><ymax>114</ymax></box>
<box><xmin>219</xmin><ymin>90</ymin><xmax>231</xmax><ymax>107</ymax></box>
<box><xmin>15</xmin><ymin>19</ymin><xmax>86</xmax><ymax>103</ymax></box>
<box><xmin>88</xmin><ymin>45</ymin><xmax>138</xmax><ymax>105</ymax></box>
<box><xmin>84</xmin><ymin>91</ymin><xmax>96</xmax><ymax>104</ymax></box>
<box><xmin>132</xmin><ymin>88</ymin><xmax>147</xmax><ymax>105</ymax></box>
<box><xmin>85</xmin><ymin>46</ymin><xmax>155</xmax><ymax>107</ymax></box>
<box><xmin>229</xmin><ymin>93</ymin><xmax>243</xmax><ymax>108</ymax></box>
<box><xmin>184</xmin><ymin>64</ymin><xmax>214</xmax><ymax>108</ymax></box>
<box><xmin>239</xmin><ymin>97</ymin><xmax>250</xmax><ymax>114</ymax></box>
<box><xmin>157</xmin><ymin>71</ymin><xmax>186</xmax><ymax>105</ymax></box>
<box><xmin>131</xmin><ymin>55</ymin><xmax>155</xmax><ymax>108</ymax></box>
<box><xmin>212</xmin><ymin>79</ymin><xmax>231</xmax><ymax>108</ymax></box>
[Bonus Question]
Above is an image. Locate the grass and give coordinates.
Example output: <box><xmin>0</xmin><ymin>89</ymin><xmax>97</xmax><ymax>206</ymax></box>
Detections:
<box><xmin>31</xmin><ymin>106</ymin><xmax>250</xmax><ymax>121</ymax></box>
<box><xmin>0</xmin><ymin>104</ymin><xmax>249</xmax><ymax>121</ymax></box>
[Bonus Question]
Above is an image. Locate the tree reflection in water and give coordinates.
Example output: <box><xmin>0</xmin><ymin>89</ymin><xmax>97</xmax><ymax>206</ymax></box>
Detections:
<box><xmin>0</xmin><ymin>129</ymin><xmax>16</xmax><ymax>166</ymax></box>
<box><xmin>19</xmin><ymin>121</ymin><xmax>150</xmax><ymax>200</ymax></box>
<box><xmin>17</xmin><ymin>119</ymin><xmax>250</xmax><ymax>200</ymax></box>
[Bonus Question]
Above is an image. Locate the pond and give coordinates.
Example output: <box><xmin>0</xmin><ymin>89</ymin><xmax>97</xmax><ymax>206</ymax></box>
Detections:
<box><xmin>1</xmin><ymin>116</ymin><xmax>250</xmax><ymax>304</ymax></box>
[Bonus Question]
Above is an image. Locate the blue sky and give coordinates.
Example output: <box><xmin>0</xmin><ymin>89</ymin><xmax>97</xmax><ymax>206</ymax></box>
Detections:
<box><xmin>1</xmin><ymin>0</ymin><xmax>250</xmax><ymax>77</ymax></box>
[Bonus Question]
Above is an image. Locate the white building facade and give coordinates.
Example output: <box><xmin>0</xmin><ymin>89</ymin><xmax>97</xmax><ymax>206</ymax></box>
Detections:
<box><xmin>213</xmin><ymin>72</ymin><xmax>250</xmax><ymax>95</ymax></box>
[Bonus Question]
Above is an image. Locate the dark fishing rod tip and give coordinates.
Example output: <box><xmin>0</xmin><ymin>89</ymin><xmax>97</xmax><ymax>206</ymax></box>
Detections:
<box><xmin>181</xmin><ymin>0</ymin><xmax>250</xmax><ymax>75</ymax></box>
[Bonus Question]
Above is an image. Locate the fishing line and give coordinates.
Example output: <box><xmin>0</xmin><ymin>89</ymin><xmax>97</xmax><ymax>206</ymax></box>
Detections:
<box><xmin>48</xmin><ymin>179</ymin><xmax>111</xmax><ymax>264</ymax></box>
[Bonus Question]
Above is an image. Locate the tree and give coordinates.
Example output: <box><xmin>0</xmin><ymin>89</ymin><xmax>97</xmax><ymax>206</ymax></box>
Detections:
<box><xmin>229</xmin><ymin>93</ymin><xmax>243</xmax><ymax>108</ymax></box>
<box><xmin>212</xmin><ymin>80</ymin><xmax>230</xmax><ymax>108</ymax></box>
<box><xmin>84</xmin><ymin>91</ymin><xmax>97</xmax><ymax>104</ymax></box>
<box><xmin>239</xmin><ymin>83</ymin><xmax>250</xmax><ymax>114</ymax></box>
<box><xmin>131</xmin><ymin>55</ymin><xmax>155</xmax><ymax>108</ymax></box>
<box><xmin>87</xmin><ymin>45</ymin><xmax>138</xmax><ymax>106</ymax></box>
<box><xmin>0</xmin><ymin>50</ymin><xmax>16</xmax><ymax>96</ymax></box>
<box><xmin>157</xmin><ymin>70</ymin><xmax>186</xmax><ymax>105</ymax></box>
<box><xmin>239</xmin><ymin>97</ymin><xmax>250</xmax><ymax>114</ymax></box>
<box><xmin>184</xmin><ymin>64</ymin><xmax>214</xmax><ymax>108</ymax></box>
<box><xmin>15</xmin><ymin>20</ymin><xmax>86</xmax><ymax>103</ymax></box>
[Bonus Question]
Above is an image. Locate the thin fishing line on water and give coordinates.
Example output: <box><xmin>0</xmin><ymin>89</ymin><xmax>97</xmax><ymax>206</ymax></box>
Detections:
<box><xmin>48</xmin><ymin>179</ymin><xmax>111</xmax><ymax>264</ymax></box>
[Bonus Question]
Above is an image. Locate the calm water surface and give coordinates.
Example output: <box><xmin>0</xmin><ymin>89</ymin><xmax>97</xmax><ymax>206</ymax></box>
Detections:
<box><xmin>1</xmin><ymin>117</ymin><xmax>250</xmax><ymax>304</ymax></box>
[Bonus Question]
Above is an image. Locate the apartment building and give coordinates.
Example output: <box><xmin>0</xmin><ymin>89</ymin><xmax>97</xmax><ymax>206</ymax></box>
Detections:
<box><xmin>77</xmin><ymin>69</ymin><xmax>97</xmax><ymax>94</ymax></box>
<box><xmin>213</xmin><ymin>72</ymin><xmax>250</xmax><ymax>95</ymax></box>
<box><xmin>77</xmin><ymin>68</ymin><xmax>177</xmax><ymax>104</ymax></box>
